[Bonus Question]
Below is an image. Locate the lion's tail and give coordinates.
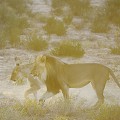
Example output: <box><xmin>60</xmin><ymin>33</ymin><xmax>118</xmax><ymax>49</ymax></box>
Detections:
<box><xmin>109</xmin><ymin>68</ymin><xmax>120</xmax><ymax>88</ymax></box>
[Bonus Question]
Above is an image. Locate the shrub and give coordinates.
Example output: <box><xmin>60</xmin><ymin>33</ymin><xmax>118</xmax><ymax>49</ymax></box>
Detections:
<box><xmin>25</xmin><ymin>34</ymin><xmax>48</xmax><ymax>51</ymax></box>
<box><xmin>104</xmin><ymin>0</ymin><xmax>120</xmax><ymax>26</ymax></box>
<box><xmin>44</xmin><ymin>17</ymin><xmax>66</xmax><ymax>36</ymax></box>
<box><xmin>111</xmin><ymin>47</ymin><xmax>120</xmax><ymax>55</ymax></box>
<box><xmin>0</xmin><ymin>1</ymin><xmax>29</xmax><ymax>48</ymax></box>
<box><xmin>90</xmin><ymin>11</ymin><xmax>109</xmax><ymax>33</ymax></box>
<box><xmin>51</xmin><ymin>40</ymin><xmax>85</xmax><ymax>57</ymax></box>
<box><xmin>52</xmin><ymin>8</ymin><xmax>64</xmax><ymax>16</ymax></box>
<box><xmin>63</xmin><ymin>15</ymin><xmax>73</xmax><ymax>25</ymax></box>
<box><xmin>5</xmin><ymin>0</ymin><xmax>28</xmax><ymax>14</ymax></box>
<box><xmin>65</xmin><ymin>0</ymin><xmax>91</xmax><ymax>17</ymax></box>
<box><xmin>34</xmin><ymin>13</ymin><xmax>48</xmax><ymax>23</ymax></box>
<box><xmin>52</xmin><ymin>0</ymin><xmax>65</xmax><ymax>9</ymax></box>
<box><xmin>111</xmin><ymin>28</ymin><xmax>120</xmax><ymax>55</ymax></box>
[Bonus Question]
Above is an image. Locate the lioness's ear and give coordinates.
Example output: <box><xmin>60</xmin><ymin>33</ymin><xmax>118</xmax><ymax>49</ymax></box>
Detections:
<box><xmin>14</xmin><ymin>57</ymin><xmax>21</xmax><ymax>66</ymax></box>
<box><xmin>35</xmin><ymin>56</ymin><xmax>41</xmax><ymax>63</ymax></box>
<box><xmin>41</xmin><ymin>55</ymin><xmax>46</xmax><ymax>63</ymax></box>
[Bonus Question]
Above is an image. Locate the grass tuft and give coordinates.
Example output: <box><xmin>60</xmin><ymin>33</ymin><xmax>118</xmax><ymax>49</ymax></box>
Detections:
<box><xmin>14</xmin><ymin>99</ymin><xmax>47</xmax><ymax>117</ymax></box>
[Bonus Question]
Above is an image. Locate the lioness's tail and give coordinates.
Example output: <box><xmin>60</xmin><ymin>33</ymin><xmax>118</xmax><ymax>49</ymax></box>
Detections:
<box><xmin>109</xmin><ymin>68</ymin><xmax>120</xmax><ymax>88</ymax></box>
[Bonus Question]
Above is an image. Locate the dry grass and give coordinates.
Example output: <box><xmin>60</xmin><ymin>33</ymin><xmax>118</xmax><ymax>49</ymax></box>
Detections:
<box><xmin>0</xmin><ymin>97</ymin><xmax>120</xmax><ymax>120</ymax></box>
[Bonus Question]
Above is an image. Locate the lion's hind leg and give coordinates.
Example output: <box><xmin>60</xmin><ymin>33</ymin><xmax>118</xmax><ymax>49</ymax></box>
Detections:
<box><xmin>91</xmin><ymin>78</ymin><xmax>107</xmax><ymax>108</ymax></box>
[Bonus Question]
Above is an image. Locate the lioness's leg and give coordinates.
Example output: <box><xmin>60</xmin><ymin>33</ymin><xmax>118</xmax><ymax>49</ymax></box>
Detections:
<box><xmin>24</xmin><ymin>88</ymin><xmax>34</xmax><ymax>99</ymax></box>
<box><xmin>24</xmin><ymin>87</ymin><xmax>39</xmax><ymax>100</ymax></box>
<box><xmin>33</xmin><ymin>91</ymin><xmax>37</xmax><ymax>100</ymax></box>
<box><xmin>39</xmin><ymin>91</ymin><xmax>55</xmax><ymax>102</ymax></box>
<box><xmin>91</xmin><ymin>79</ymin><xmax>107</xmax><ymax>108</ymax></box>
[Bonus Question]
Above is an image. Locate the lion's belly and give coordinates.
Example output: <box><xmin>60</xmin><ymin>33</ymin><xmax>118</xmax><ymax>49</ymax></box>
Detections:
<box><xmin>68</xmin><ymin>76</ymin><xmax>91</xmax><ymax>88</ymax></box>
<box><xmin>65</xmin><ymin>72</ymin><xmax>92</xmax><ymax>88</ymax></box>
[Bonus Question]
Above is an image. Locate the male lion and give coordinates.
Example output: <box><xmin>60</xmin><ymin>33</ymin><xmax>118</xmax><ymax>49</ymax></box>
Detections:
<box><xmin>32</xmin><ymin>54</ymin><xmax>120</xmax><ymax>108</ymax></box>
<box><xmin>10</xmin><ymin>57</ymin><xmax>45</xmax><ymax>101</ymax></box>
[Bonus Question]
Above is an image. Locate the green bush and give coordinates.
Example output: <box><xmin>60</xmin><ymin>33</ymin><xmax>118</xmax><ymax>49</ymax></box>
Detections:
<box><xmin>26</xmin><ymin>34</ymin><xmax>48</xmax><ymax>51</ymax></box>
<box><xmin>90</xmin><ymin>11</ymin><xmax>109</xmax><ymax>33</ymax></box>
<box><xmin>63</xmin><ymin>15</ymin><xmax>73</xmax><ymax>25</ymax></box>
<box><xmin>51</xmin><ymin>0</ymin><xmax>91</xmax><ymax>17</ymax></box>
<box><xmin>51</xmin><ymin>40</ymin><xmax>85</xmax><ymax>57</ymax></box>
<box><xmin>52</xmin><ymin>0</ymin><xmax>65</xmax><ymax>9</ymax></box>
<box><xmin>91</xmin><ymin>0</ymin><xmax>120</xmax><ymax>33</ymax></box>
<box><xmin>104</xmin><ymin>0</ymin><xmax>120</xmax><ymax>26</ymax></box>
<box><xmin>111</xmin><ymin>47</ymin><xmax>120</xmax><ymax>55</ymax></box>
<box><xmin>0</xmin><ymin>0</ymin><xmax>30</xmax><ymax>48</ymax></box>
<box><xmin>52</xmin><ymin>8</ymin><xmax>64</xmax><ymax>16</ymax></box>
<box><xmin>65</xmin><ymin>0</ymin><xmax>91</xmax><ymax>17</ymax></box>
<box><xmin>44</xmin><ymin>17</ymin><xmax>66</xmax><ymax>36</ymax></box>
<box><xmin>4</xmin><ymin>0</ymin><xmax>28</xmax><ymax>14</ymax></box>
<box><xmin>34</xmin><ymin>13</ymin><xmax>48</xmax><ymax>23</ymax></box>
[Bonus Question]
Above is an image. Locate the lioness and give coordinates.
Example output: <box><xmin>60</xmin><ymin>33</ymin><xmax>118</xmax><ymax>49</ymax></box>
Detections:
<box><xmin>32</xmin><ymin>54</ymin><xmax>120</xmax><ymax>108</ymax></box>
<box><xmin>10</xmin><ymin>58</ymin><xmax>45</xmax><ymax>100</ymax></box>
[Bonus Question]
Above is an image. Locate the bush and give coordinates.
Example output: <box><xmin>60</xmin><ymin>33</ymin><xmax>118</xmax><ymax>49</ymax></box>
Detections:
<box><xmin>90</xmin><ymin>11</ymin><xmax>109</xmax><ymax>33</ymax></box>
<box><xmin>52</xmin><ymin>8</ymin><xmax>64</xmax><ymax>16</ymax></box>
<box><xmin>63</xmin><ymin>15</ymin><xmax>73</xmax><ymax>25</ymax></box>
<box><xmin>111</xmin><ymin>47</ymin><xmax>120</xmax><ymax>55</ymax></box>
<box><xmin>65</xmin><ymin>0</ymin><xmax>91</xmax><ymax>17</ymax></box>
<box><xmin>0</xmin><ymin>0</ymin><xmax>30</xmax><ymax>48</ymax></box>
<box><xmin>25</xmin><ymin>34</ymin><xmax>48</xmax><ymax>51</ymax></box>
<box><xmin>52</xmin><ymin>0</ymin><xmax>65</xmax><ymax>10</ymax></box>
<box><xmin>4</xmin><ymin>0</ymin><xmax>28</xmax><ymax>14</ymax></box>
<box><xmin>33</xmin><ymin>13</ymin><xmax>48</xmax><ymax>23</ymax></box>
<box><xmin>44</xmin><ymin>17</ymin><xmax>66</xmax><ymax>36</ymax></box>
<box><xmin>104</xmin><ymin>0</ymin><xmax>120</xmax><ymax>26</ymax></box>
<box><xmin>91</xmin><ymin>0</ymin><xmax>120</xmax><ymax>33</ymax></box>
<box><xmin>111</xmin><ymin>28</ymin><xmax>120</xmax><ymax>55</ymax></box>
<box><xmin>51</xmin><ymin>40</ymin><xmax>85</xmax><ymax>57</ymax></box>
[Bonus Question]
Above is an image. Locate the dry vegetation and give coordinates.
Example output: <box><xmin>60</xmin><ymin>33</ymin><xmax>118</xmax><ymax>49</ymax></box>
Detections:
<box><xmin>51</xmin><ymin>40</ymin><xmax>85</xmax><ymax>57</ymax></box>
<box><xmin>24</xmin><ymin>34</ymin><xmax>48</xmax><ymax>51</ymax></box>
<box><xmin>43</xmin><ymin>17</ymin><xmax>66</xmax><ymax>36</ymax></box>
<box><xmin>0</xmin><ymin>0</ymin><xmax>30</xmax><ymax>48</ymax></box>
<box><xmin>0</xmin><ymin>98</ymin><xmax>120</xmax><ymax>120</ymax></box>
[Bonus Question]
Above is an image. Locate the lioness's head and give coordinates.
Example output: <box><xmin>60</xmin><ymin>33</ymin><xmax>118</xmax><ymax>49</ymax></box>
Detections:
<box><xmin>10</xmin><ymin>57</ymin><xmax>23</xmax><ymax>82</ymax></box>
<box><xmin>10</xmin><ymin>63</ymin><xmax>21</xmax><ymax>81</ymax></box>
